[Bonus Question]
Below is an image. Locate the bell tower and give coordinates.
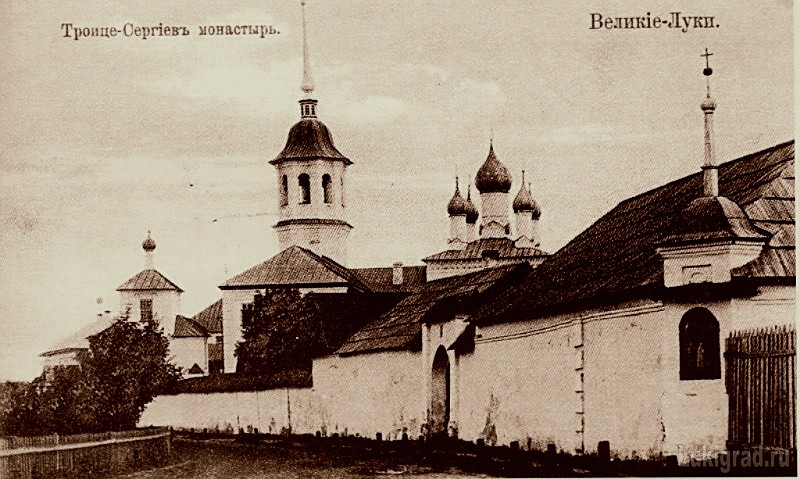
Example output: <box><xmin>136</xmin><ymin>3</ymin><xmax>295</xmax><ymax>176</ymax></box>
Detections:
<box><xmin>270</xmin><ymin>0</ymin><xmax>353</xmax><ymax>264</ymax></box>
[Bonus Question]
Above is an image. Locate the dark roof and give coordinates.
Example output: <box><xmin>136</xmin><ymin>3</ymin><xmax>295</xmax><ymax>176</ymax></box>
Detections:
<box><xmin>220</xmin><ymin>246</ymin><xmax>368</xmax><ymax>290</ymax></box>
<box><xmin>351</xmin><ymin>265</ymin><xmax>427</xmax><ymax>293</ymax></box>
<box><xmin>173</xmin><ymin>315</ymin><xmax>209</xmax><ymax>338</ymax></box>
<box><xmin>270</xmin><ymin>118</ymin><xmax>352</xmax><ymax>165</ymax></box>
<box><xmin>187</xmin><ymin>364</ymin><xmax>204</xmax><ymax>375</ymax></box>
<box><xmin>337</xmin><ymin>264</ymin><xmax>531</xmax><ymax>355</ymax></box>
<box><xmin>423</xmin><ymin>237</ymin><xmax>549</xmax><ymax>262</ymax></box>
<box><xmin>664</xmin><ymin>196</ymin><xmax>767</xmax><ymax>245</ymax></box>
<box><xmin>193</xmin><ymin>299</ymin><xmax>223</xmax><ymax>334</ymax></box>
<box><xmin>477</xmin><ymin>140</ymin><xmax>795</xmax><ymax>325</ymax></box>
<box><xmin>306</xmin><ymin>292</ymin><xmax>402</xmax><ymax>357</ymax></box>
<box><xmin>116</xmin><ymin>269</ymin><xmax>183</xmax><ymax>292</ymax></box>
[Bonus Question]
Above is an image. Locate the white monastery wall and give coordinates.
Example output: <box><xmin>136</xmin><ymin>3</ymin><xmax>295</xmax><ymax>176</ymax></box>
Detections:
<box><xmin>140</xmin><ymin>388</ymin><xmax>323</xmax><ymax>435</ymax></box>
<box><xmin>312</xmin><ymin>351</ymin><xmax>425</xmax><ymax>440</ymax></box>
<box><xmin>582</xmin><ymin>302</ymin><xmax>668</xmax><ymax>459</ymax></box>
<box><xmin>458</xmin><ymin>318</ymin><xmax>580</xmax><ymax>451</ymax></box>
<box><xmin>729</xmin><ymin>285</ymin><xmax>795</xmax><ymax>330</ymax></box>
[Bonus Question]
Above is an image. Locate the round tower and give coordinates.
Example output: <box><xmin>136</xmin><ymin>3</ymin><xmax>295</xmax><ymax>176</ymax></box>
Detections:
<box><xmin>475</xmin><ymin>141</ymin><xmax>512</xmax><ymax>238</ymax></box>
<box><xmin>270</xmin><ymin>0</ymin><xmax>352</xmax><ymax>264</ymax></box>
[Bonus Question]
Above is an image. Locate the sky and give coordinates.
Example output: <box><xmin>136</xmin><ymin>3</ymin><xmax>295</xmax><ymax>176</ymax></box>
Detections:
<box><xmin>0</xmin><ymin>0</ymin><xmax>793</xmax><ymax>381</ymax></box>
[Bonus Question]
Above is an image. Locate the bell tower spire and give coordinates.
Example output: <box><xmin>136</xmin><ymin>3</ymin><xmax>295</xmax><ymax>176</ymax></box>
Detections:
<box><xmin>299</xmin><ymin>0</ymin><xmax>317</xmax><ymax>118</ymax></box>
<box><xmin>700</xmin><ymin>48</ymin><xmax>718</xmax><ymax>197</ymax></box>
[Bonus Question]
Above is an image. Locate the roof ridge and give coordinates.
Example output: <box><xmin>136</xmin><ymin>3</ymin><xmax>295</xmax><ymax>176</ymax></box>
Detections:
<box><xmin>116</xmin><ymin>268</ymin><xmax>184</xmax><ymax>292</ymax></box>
<box><xmin>614</xmin><ymin>140</ymin><xmax>794</xmax><ymax>210</ymax></box>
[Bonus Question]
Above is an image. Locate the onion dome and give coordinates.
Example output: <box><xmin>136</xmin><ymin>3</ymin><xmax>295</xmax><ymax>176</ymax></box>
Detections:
<box><xmin>475</xmin><ymin>142</ymin><xmax>512</xmax><ymax>194</ymax></box>
<box><xmin>270</xmin><ymin>119</ymin><xmax>351</xmax><ymax>165</ymax></box>
<box><xmin>512</xmin><ymin>171</ymin><xmax>534</xmax><ymax>212</ymax></box>
<box><xmin>667</xmin><ymin>196</ymin><xmax>766</xmax><ymax>244</ymax></box>
<box><xmin>464</xmin><ymin>185</ymin><xmax>479</xmax><ymax>224</ymax></box>
<box><xmin>142</xmin><ymin>231</ymin><xmax>156</xmax><ymax>252</ymax></box>
<box><xmin>447</xmin><ymin>179</ymin><xmax>468</xmax><ymax>216</ymax></box>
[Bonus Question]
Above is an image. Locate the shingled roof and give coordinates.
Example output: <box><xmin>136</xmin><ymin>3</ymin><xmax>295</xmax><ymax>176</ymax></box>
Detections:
<box><xmin>173</xmin><ymin>315</ymin><xmax>209</xmax><ymax>338</ymax></box>
<box><xmin>351</xmin><ymin>265</ymin><xmax>427</xmax><ymax>293</ymax></box>
<box><xmin>423</xmin><ymin>238</ymin><xmax>548</xmax><ymax>262</ymax></box>
<box><xmin>220</xmin><ymin>246</ymin><xmax>368</xmax><ymax>291</ymax></box>
<box><xmin>192</xmin><ymin>299</ymin><xmax>223</xmax><ymax>334</ymax></box>
<box><xmin>476</xmin><ymin>140</ymin><xmax>795</xmax><ymax>325</ymax></box>
<box><xmin>116</xmin><ymin>269</ymin><xmax>183</xmax><ymax>292</ymax></box>
<box><xmin>337</xmin><ymin>264</ymin><xmax>531</xmax><ymax>355</ymax></box>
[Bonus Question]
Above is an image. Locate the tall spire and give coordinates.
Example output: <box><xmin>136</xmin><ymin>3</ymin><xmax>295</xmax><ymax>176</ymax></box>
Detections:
<box><xmin>700</xmin><ymin>48</ymin><xmax>718</xmax><ymax>197</ymax></box>
<box><xmin>300</xmin><ymin>0</ymin><xmax>314</xmax><ymax>97</ymax></box>
<box><xmin>299</xmin><ymin>0</ymin><xmax>317</xmax><ymax>118</ymax></box>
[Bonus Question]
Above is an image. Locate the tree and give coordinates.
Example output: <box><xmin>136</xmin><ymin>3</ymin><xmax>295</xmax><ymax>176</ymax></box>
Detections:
<box><xmin>81</xmin><ymin>317</ymin><xmax>181</xmax><ymax>431</ymax></box>
<box><xmin>235</xmin><ymin>289</ymin><xmax>396</xmax><ymax>375</ymax></box>
<box><xmin>236</xmin><ymin>288</ymin><xmax>320</xmax><ymax>374</ymax></box>
<box><xmin>0</xmin><ymin>317</ymin><xmax>180</xmax><ymax>436</ymax></box>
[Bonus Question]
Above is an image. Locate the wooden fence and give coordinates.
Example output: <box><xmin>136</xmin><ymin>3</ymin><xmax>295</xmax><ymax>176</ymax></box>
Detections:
<box><xmin>725</xmin><ymin>325</ymin><xmax>796</xmax><ymax>452</ymax></box>
<box><xmin>0</xmin><ymin>427</ymin><xmax>171</xmax><ymax>478</ymax></box>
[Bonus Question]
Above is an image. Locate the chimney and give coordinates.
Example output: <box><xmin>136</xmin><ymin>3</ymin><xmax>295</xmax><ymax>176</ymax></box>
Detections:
<box><xmin>392</xmin><ymin>262</ymin><xmax>404</xmax><ymax>285</ymax></box>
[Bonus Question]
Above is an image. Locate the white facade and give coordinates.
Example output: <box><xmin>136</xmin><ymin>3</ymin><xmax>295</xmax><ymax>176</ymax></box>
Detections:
<box><xmin>119</xmin><ymin>289</ymin><xmax>181</xmax><ymax>337</ymax></box>
<box><xmin>171</xmin><ymin>336</ymin><xmax>209</xmax><ymax>376</ymax></box>
<box><xmin>479</xmin><ymin>192</ymin><xmax>511</xmax><ymax>238</ymax></box>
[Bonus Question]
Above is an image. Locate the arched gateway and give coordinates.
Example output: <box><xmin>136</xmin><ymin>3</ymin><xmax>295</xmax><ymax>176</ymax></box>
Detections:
<box><xmin>430</xmin><ymin>346</ymin><xmax>450</xmax><ymax>436</ymax></box>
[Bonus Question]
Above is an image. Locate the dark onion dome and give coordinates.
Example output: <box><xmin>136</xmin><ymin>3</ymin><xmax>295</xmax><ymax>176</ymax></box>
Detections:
<box><xmin>665</xmin><ymin>196</ymin><xmax>766</xmax><ymax>245</ymax></box>
<box><xmin>447</xmin><ymin>181</ymin><xmax>468</xmax><ymax>216</ymax></box>
<box><xmin>142</xmin><ymin>232</ymin><xmax>156</xmax><ymax>252</ymax></box>
<box><xmin>512</xmin><ymin>171</ymin><xmax>534</xmax><ymax>212</ymax></box>
<box><xmin>475</xmin><ymin>143</ymin><xmax>512</xmax><ymax>194</ymax></box>
<box><xmin>270</xmin><ymin>119</ymin><xmax>352</xmax><ymax>165</ymax></box>
<box><xmin>464</xmin><ymin>186</ymin><xmax>479</xmax><ymax>224</ymax></box>
<box><xmin>530</xmin><ymin>197</ymin><xmax>542</xmax><ymax>219</ymax></box>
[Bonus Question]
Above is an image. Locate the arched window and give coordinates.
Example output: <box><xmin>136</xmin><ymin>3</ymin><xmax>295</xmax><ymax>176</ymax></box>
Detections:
<box><xmin>679</xmin><ymin>308</ymin><xmax>721</xmax><ymax>380</ymax></box>
<box><xmin>280</xmin><ymin>175</ymin><xmax>288</xmax><ymax>206</ymax></box>
<box><xmin>298</xmin><ymin>174</ymin><xmax>311</xmax><ymax>204</ymax></box>
<box><xmin>322</xmin><ymin>174</ymin><xmax>332</xmax><ymax>204</ymax></box>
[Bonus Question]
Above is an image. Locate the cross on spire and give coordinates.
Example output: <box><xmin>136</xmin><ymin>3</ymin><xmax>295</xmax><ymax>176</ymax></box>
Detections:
<box><xmin>701</xmin><ymin>48</ymin><xmax>713</xmax><ymax>76</ymax></box>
